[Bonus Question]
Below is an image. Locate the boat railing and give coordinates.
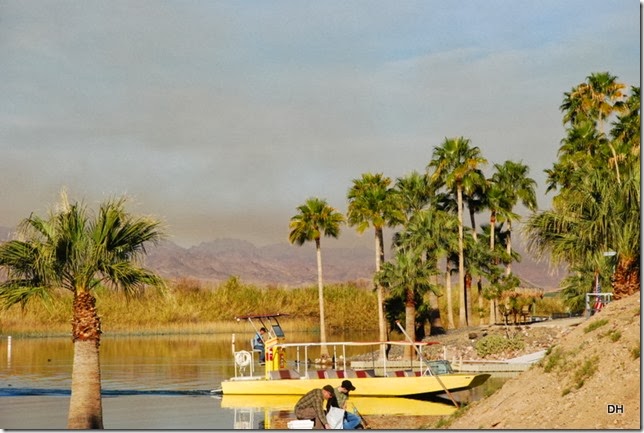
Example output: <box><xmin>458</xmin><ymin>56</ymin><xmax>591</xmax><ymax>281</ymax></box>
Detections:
<box><xmin>272</xmin><ymin>340</ymin><xmax>440</xmax><ymax>378</ymax></box>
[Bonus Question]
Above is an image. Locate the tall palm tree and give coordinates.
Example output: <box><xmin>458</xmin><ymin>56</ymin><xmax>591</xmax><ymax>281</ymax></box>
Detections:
<box><xmin>549</xmin><ymin>79</ymin><xmax>637</xmax><ymax>295</ymax></box>
<box><xmin>561</xmin><ymin>72</ymin><xmax>627</xmax><ymax>183</ymax></box>
<box><xmin>428</xmin><ymin>137</ymin><xmax>487</xmax><ymax>327</ymax></box>
<box><xmin>394</xmin><ymin>170</ymin><xmax>432</xmax><ymax>222</ymax></box>
<box><xmin>289</xmin><ymin>197</ymin><xmax>344</xmax><ymax>357</ymax></box>
<box><xmin>0</xmin><ymin>193</ymin><xmax>165</xmax><ymax>429</ymax></box>
<box><xmin>347</xmin><ymin>173</ymin><xmax>403</xmax><ymax>357</ymax></box>
<box><xmin>526</xmin><ymin>74</ymin><xmax>639</xmax><ymax>304</ymax></box>
<box><xmin>489</xmin><ymin>160</ymin><xmax>537</xmax><ymax>276</ymax></box>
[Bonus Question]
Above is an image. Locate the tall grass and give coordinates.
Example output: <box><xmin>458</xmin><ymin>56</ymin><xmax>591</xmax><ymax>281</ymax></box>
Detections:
<box><xmin>0</xmin><ymin>277</ymin><xmax>379</xmax><ymax>336</ymax></box>
<box><xmin>0</xmin><ymin>274</ymin><xmax>568</xmax><ymax>337</ymax></box>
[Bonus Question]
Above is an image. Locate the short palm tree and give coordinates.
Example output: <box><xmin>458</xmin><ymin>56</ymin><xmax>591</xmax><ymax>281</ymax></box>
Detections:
<box><xmin>0</xmin><ymin>193</ymin><xmax>165</xmax><ymax>429</ymax></box>
<box><xmin>288</xmin><ymin>197</ymin><xmax>344</xmax><ymax>357</ymax></box>
<box><xmin>375</xmin><ymin>248</ymin><xmax>436</xmax><ymax>360</ymax></box>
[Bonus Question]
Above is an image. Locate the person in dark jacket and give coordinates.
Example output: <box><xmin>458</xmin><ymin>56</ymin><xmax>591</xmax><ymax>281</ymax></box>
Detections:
<box><xmin>294</xmin><ymin>385</ymin><xmax>335</xmax><ymax>429</ymax></box>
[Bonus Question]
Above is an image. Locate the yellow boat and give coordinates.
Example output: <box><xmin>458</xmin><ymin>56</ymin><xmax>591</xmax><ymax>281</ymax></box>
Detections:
<box><xmin>220</xmin><ymin>394</ymin><xmax>458</xmax><ymax>416</ymax></box>
<box><xmin>218</xmin><ymin>314</ymin><xmax>490</xmax><ymax>398</ymax></box>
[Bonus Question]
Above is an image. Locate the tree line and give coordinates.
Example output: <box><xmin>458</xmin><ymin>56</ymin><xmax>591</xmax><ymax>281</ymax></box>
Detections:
<box><xmin>288</xmin><ymin>72</ymin><xmax>640</xmax><ymax>359</ymax></box>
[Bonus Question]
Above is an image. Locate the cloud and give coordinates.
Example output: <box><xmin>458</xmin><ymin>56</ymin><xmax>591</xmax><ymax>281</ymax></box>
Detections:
<box><xmin>0</xmin><ymin>0</ymin><xmax>638</xmax><ymax>248</ymax></box>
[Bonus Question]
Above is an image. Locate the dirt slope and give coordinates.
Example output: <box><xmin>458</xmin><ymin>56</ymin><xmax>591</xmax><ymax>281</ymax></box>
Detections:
<box><xmin>272</xmin><ymin>293</ymin><xmax>640</xmax><ymax>430</ymax></box>
<box><xmin>446</xmin><ymin>291</ymin><xmax>640</xmax><ymax>429</ymax></box>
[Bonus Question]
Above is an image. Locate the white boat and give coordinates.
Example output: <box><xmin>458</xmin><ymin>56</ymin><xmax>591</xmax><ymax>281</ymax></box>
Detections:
<box><xmin>219</xmin><ymin>313</ymin><xmax>490</xmax><ymax>398</ymax></box>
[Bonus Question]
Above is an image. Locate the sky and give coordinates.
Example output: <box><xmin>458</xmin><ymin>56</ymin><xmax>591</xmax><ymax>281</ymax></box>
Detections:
<box><xmin>0</xmin><ymin>1</ymin><xmax>640</xmax><ymax>249</ymax></box>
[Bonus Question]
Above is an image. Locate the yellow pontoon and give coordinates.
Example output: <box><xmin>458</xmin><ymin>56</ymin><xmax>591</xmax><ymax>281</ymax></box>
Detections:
<box><xmin>219</xmin><ymin>313</ymin><xmax>490</xmax><ymax>398</ymax></box>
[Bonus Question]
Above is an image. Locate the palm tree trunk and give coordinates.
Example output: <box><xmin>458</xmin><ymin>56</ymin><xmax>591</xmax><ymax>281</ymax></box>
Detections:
<box><xmin>477</xmin><ymin>278</ymin><xmax>484</xmax><ymax>325</ymax></box>
<box><xmin>315</xmin><ymin>239</ymin><xmax>329</xmax><ymax>358</ymax></box>
<box><xmin>457</xmin><ymin>187</ymin><xmax>466</xmax><ymax>327</ymax></box>
<box><xmin>489</xmin><ymin>298</ymin><xmax>496</xmax><ymax>325</ymax></box>
<box><xmin>404</xmin><ymin>290</ymin><xmax>416</xmax><ymax>360</ymax></box>
<box><xmin>428</xmin><ymin>290</ymin><xmax>445</xmax><ymax>335</ymax></box>
<box><xmin>489</xmin><ymin>212</ymin><xmax>496</xmax><ymax>251</ymax></box>
<box><xmin>612</xmin><ymin>256</ymin><xmax>640</xmax><ymax>300</ymax></box>
<box><xmin>464</xmin><ymin>273</ymin><xmax>472</xmax><ymax>325</ymax></box>
<box><xmin>374</xmin><ymin>227</ymin><xmax>387</xmax><ymax>360</ymax></box>
<box><xmin>445</xmin><ymin>264</ymin><xmax>455</xmax><ymax>329</ymax></box>
<box><xmin>67</xmin><ymin>291</ymin><xmax>103</xmax><ymax>429</ymax></box>
<box><xmin>505</xmin><ymin>221</ymin><xmax>512</xmax><ymax>276</ymax></box>
<box><xmin>489</xmin><ymin>213</ymin><xmax>496</xmax><ymax>325</ymax></box>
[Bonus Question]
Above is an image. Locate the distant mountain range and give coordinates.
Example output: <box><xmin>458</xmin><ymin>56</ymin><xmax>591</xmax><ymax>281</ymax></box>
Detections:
<box><xmin>0</xmin><ymin>226</ymin><xmax>563</xmax><ymax>290</ymax></box>
<box><xmin>142</xmin><ymin>238</ymin><xmax>564</xmax><ymax>290</ymax></box>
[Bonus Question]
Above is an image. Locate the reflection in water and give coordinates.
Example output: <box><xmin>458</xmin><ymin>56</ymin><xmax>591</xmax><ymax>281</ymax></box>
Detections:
<box><xmin>0</xmin><ymin>333</ymin><xmax>510</xmax><ymax>429</ymax></box>
<box><xmin>219</xmin><ymin>394</ymin><xmax>458</xmax><ymax>429</ymax></box>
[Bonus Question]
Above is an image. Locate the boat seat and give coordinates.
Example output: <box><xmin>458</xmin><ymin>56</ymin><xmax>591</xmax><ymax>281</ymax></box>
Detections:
<box><xmin>269</xmin><ymin>369</ymin><xmax>301</xmax><ymax>380</ymax></box>
<box><xmin>386</xmin><ymin>370</ymin><xmax>408</xmax><ymax>377</ymax></box>
<box><xmin>250</xmin><ymin>338</ymin><xmax>262</xmax><ymax>354</ymax></box>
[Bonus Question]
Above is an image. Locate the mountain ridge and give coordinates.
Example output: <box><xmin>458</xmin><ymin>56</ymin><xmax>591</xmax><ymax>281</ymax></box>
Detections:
<box><xmin>143</xmin><ymin>237</ymin><xmax>563</xmax><ymax>289</ymax></box>
<box><xmin>0</xmin><ymin>226</ymin><xmax>563</xmax><ymax>289</ymax></box>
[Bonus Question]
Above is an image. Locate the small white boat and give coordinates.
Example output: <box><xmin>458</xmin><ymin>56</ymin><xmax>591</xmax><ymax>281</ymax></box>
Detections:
<box><xmin>219</xmin><ymin>313</ymin><xmax>490</xmax><ymax>398</ymax></box>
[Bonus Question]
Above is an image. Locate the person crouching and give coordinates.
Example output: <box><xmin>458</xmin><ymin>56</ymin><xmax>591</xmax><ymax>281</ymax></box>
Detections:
<box><xmin>294</xmin><ymin>385</ymin><xmax>335</xmax><ymax>429</ymax></box>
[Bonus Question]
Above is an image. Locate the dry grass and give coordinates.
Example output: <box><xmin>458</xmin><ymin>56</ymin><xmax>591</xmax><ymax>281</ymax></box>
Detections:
<box><xmin>0</xmin><ymin>277</ymin><xmax>379</xmax><ymax>336</ymax></box>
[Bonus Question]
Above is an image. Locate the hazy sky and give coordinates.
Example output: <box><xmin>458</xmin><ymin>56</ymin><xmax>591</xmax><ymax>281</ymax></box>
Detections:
<box><xmin>1</xmin><ymin>1</ymin><xmax>639</xmax><ymax>248</ymax></box>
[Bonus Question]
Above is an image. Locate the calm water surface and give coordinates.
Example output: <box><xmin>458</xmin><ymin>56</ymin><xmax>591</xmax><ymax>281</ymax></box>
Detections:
<box><xmin>0</xmin><ymin>332</ymin><xmax>504</xmax><ymax>429</ymax></box>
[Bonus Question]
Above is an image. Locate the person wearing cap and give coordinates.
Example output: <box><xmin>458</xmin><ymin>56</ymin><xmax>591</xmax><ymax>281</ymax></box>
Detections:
<box><xmin>294</xmin><ymin>385</ymin><xmax>335</xmax><ymax>429</ymax></box>
<box><xmin>327</xmin><ymin>380</ymin><xmax>362</xmax><ymax>429</ymax></box>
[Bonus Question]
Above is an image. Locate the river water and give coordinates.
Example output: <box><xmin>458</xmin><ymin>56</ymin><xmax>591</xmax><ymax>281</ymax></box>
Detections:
<box><xmin>0</xmin><ymin>332</ymin><xmax>507</xmax><ymax>429</ymax></box>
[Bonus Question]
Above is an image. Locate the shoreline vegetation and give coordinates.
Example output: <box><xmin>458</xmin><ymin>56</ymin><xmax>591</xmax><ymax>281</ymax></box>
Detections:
<box><xmin>0</xmin><ymin>276</ymin><xmax>565</xmax><ymax>338</ymax></box>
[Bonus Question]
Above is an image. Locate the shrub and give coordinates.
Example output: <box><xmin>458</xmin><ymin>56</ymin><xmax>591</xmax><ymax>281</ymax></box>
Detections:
<box><xmin>572</xmin><ymin>355</ymin><xmax>599</xmax><ymax>389</ymax></box>
<box><xmin>542</xmin><ymin>347</ymin><xmax>565</xmax><ymax>373</ymax></box>
<box><xmin>631</xmin><ymin>342</ymin><xmax>640</xmax><ymax>360</ymax></box>
<box><xmin>475</xmin><ymin>334</ymin><xmax>525</xmax><ymax>357</ymax></box>
<box><xmin>583</xmin><ymin>318</ymin><xmax>608</xmax><ymax>333</ymax></box>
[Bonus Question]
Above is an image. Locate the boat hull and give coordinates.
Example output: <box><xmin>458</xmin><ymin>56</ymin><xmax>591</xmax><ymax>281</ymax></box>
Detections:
<box><xmin>220</xmin><ymin>373</ymin><xmax>490</xmax><ymax>397</ymax></box>
<box><xmin>220</xmin><ymin>394</ymin><xmax>458</xmax><ymax>416</ymax></box>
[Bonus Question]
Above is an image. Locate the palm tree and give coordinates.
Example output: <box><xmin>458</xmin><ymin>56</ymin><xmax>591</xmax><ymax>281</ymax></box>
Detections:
<box><xmin>375</xmin><ymin>248</ymin><xmax>436</xmax><ymax>360</ymax></box>
<box><xmin>0</xmin><ymin>193</ymin><xmax>165</xmax><ymax>429</ymax></box>
<box><xmin>393</xmin><ymin>206</ymin><xmax>457</xmax><ymax>333</ymax></box>
<box><xmin>489</xmin><ymin>160</ymin><xmax>537</xmax><ymax>276</ymax></box>
<box><xmin>289</xmin><ymin>197</ymin><xmax>344</xmax><ymax>357</ymax></box>
<box><xmin>561</xmin><ymin>72</ymin><xmax>627</xmax><ymax>183</ymax></box>
<box><xmin>347</xmin><ymin>173</ymin><xmax>403</xmax><ymax>357</ymax></box>
<box><xmin>528</xmin><ymin>74</ymin><xmax>639</xmax><ymax>304</ymax></box>
<box><xmin>428</xmin><ymin>137</ymin><xmax>487</xmax><ymax>327</ymax></box>
<box><xmin>611</xmin><ymin>86</ymin><xmax>640</xmax><ymax>149</ymax></box>
<box><xmin>394</xmin><ymin>170</ymin><xmax>432</xmax><ymax>222</ymax></box>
